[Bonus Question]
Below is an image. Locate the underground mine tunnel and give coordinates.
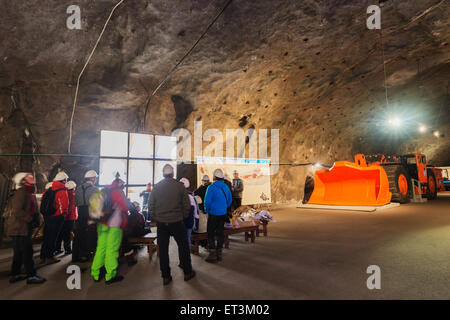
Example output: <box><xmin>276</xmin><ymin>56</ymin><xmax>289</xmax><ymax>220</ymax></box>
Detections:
<box><xmin>0</xmin><ymin>0</ymin><xmax>449</xmax><ymax>304</ymax></box>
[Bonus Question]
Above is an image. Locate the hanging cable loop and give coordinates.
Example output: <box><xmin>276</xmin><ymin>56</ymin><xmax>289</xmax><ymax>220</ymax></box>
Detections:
<box><xmin>68</xmin><ymin>0</ymin><xmax>125</xmax><ymax>154</ymax></box>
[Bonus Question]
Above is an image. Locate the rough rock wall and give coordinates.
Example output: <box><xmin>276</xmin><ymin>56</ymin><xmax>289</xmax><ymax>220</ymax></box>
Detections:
<box><xmin>0</xmin><ymin>0</ymin><xmax>449</xmax><ymax>202</ymax></box>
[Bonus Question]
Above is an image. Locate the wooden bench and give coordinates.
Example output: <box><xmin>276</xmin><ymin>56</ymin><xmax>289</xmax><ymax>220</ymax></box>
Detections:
<box><xmin>190</xmin><ymin>225</ymin><xmax>259</xmax><ymax>255</ymax></box>
<box><xmin>128</xmin><ymin>233</ymin><xmax>159</xmax><ymax>261</ymax></box>
<box><xmin>256</xmin><ymin>220</ymin><xmax>269</xmax><ymax>237</ymax></box>
<box><xmin>191</xmin><ymin>232</ymin><xmax>226</xmax><ymax>255</ymax></box>
<box><xmin>225</xmin><ymin>225</ymin><xmax>258</xmax><ymax>243</ymax></box>
<box><xmin>190</xmin><ymin>232</ymin><xmax>207</xmax><ymax>255</ymax></box>
<box><xmin>190</xmin><ymin>231</ymin><xmax>233</xmax><ymax>255</ymax></box>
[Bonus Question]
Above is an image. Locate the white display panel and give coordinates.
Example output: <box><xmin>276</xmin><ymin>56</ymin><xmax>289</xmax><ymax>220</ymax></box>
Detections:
<box><xmin>197</xmin><ymin>157</ymin><xmax>271</xmax><ymax>205</ymax></box>
<box><xmin>100</xmin><ymin>130</ymin><xmax>128</xmax><ymax>157</ymax></box>
<box><xmin>99</xmin><ymin>158</ymin><xmax>127</xmax><ymax>186</ymax></box>
<box><xmin>154</xmin><ymin>160</ymin><xmax>178</xmax><ymax>184</ymax></box>
<box><xmin>128</xmin><ymin>160</ymin><xmax>153</xmax><ymax>185</ymax></box>
<box><xmin>155</xmin><ymin>135</ymin><xmax>177</xmax><ymax>159</ymax></box>
<box><xmin>129</xmin><ymin>133</ymin><xmax>153</xmax><ymax>158</ymax></box>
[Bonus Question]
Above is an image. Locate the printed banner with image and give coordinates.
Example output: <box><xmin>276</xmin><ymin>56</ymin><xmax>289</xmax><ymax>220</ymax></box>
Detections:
<box><xmin>197</xmin><ymin>157</ymin><xmax>271</xmax><ymax>205</ymax></box>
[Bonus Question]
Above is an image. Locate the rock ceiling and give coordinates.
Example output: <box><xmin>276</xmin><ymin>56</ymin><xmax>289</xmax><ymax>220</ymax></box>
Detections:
<box><xmin>0</xmin><ymin>0</ymin><xmax>449</xmax><ymax>201</ymax></box>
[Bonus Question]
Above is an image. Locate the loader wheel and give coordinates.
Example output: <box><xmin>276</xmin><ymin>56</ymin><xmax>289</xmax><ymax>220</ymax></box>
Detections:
<box><xmin>426</xmin><ymin>169</ymin><xmax>437</xmax><ymax>200</ymax></box>
<box><xmin>382</xmin><ymin>165</ymin><xmax>412</xmax><ymax>204</ymax></box>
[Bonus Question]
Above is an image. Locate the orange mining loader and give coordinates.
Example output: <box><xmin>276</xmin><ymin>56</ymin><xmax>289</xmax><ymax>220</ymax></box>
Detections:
<box><xmin>308</xmin><ymin>153</ymin><xmax>438</xmax><ymax>206</ymax></box>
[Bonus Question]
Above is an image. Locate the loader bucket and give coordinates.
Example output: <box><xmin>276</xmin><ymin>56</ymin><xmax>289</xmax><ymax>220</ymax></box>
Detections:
<box><xmin>308</xmin><ymin>161</ymin><xmax>392</xmax><ymax>206</ymax></box>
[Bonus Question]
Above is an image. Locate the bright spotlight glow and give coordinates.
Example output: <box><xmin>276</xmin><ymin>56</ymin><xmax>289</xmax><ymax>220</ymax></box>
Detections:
<box><xmin>434</xmin><ymin>131</ymin><xmax>440</xmax><ymax>138</ymax></box>
<box><xmin>418</xmin><ymin>125</ymin><xmax>427</xmax><ymax>133</ymax></box>
<box><xmin>388</xmin><ymin>117</ymin><xmax>402</xmax><ymax>127</ymax></box>
<box><xmin>314</xmin><ymin>163</ymin><xmax>322</xmax><ymax>169</ymax></box>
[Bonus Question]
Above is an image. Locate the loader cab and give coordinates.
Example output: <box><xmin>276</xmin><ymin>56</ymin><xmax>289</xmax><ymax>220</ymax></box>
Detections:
<box><xmin>442</xmin><ymin>168</ymin><xmax>449</xmax><ymax>180</ymax></box>
<box><xmin>442</xmin><ymin>168</ymin><xmax>450</xmax><ymax>191</ymax></box>
<box><xmin>402</xmin><ymin>154</ymin><xmax>427</xmax><ymax>184</ymax></box>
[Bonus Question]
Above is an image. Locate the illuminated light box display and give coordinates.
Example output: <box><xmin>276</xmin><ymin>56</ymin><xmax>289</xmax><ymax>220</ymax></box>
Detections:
<box><xmin>196</xmin><ymin>157</ymin><xmax>271</xmax><ymax>205</ymax></box>
<box><xmin>99</xmin><ymin>130</ymin><xmax>177</xmax><ymax>205</ymax></box>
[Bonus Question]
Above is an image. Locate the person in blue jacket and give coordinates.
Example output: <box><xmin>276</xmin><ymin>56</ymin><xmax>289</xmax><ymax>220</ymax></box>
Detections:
<box><xmin>203</xmin><ymin>168</ymin><xmax>232</xmax><ymax>263</ymax></box>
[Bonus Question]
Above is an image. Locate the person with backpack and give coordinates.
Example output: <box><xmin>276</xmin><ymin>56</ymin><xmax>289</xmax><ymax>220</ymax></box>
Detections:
<box><xmin>55</xmin><ymin>180</ymin><xmax>77</xmax><ymax>255</ymax></box>
<box><xmin>204</xmin><ymin>168</ymin><xmax>232</xmax><ymax>263</ymax></box>
<box><xmin>73</xmin><ymin>170</ymin><xmax>99</xmax><ymax>263</ymax></box>
<box><xmin>8</xmin><ymin>172</ymin><xmax>46</xmax><ymax>284</ymax></box>
<box><xmin>148</xmin><ymin>164</ymin><xmax>196</xmax><ymax>286</ymax></box>
<box><xmin>90</xmin><ymin>175</ymin><xmax>128</xmax><ymax>285</ymax></box>
<box><xmin>179</xmin><ymin>178</ymin><xmax>198</xmax><ymax>252</ymax></box>
<box><xmin>39</xmin><ymin>171</ymin><xmax>69</xmax><ymax>265</ymax></box>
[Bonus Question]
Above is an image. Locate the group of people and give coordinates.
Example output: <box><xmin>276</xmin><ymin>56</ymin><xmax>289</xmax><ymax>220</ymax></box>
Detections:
<box><xmin>7</xmin><ymin>170</ymin><xmax>102</xmax><ymax>284</ymax></box>
<box><xmin>6</xmin><ymin>164</ymin><xmax>244</xmax><ymax>286</ymax></box>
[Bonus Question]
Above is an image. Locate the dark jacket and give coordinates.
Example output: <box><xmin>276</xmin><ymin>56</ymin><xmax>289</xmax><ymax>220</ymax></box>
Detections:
<box><xmin>125</xmin><ymin>202</ymin><xmax>146</xmax><ymax>237</ymax></box>
<box><xmin>194</xmin><ymin>183</ymin><xmax>210</xmax><ymax>211</ymax></box>
<box><xmin>149</xmin><ymin>178</ymin><xmax>191</xmax><ymax>223</ymax></box>
<box><xmin>232</xmin><ymin>178</ymin><xmax>244</xmax><ymax>198</ymax></box>
<box><xmin>224</xmin><ymin>179</ymin><xmax>233</xmax><ymax>212</ymax></box>
<box><xmin>224</xmin><ymin>179</ymin><xmax>232</xmax><ymax>194</ymax></box>
<box><xmin>7</xmin><ymin>187</ymin><xmax>36</xmax><ymax>236</ymax></box>
<box><xmin>140</xmin><ymin>190</ymin><xmax>151</xmax><ymax>209</ymax></box>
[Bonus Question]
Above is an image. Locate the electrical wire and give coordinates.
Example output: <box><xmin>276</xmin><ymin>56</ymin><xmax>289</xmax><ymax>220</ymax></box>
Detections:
<box><xmin>0</xmin><ymin>153</ymin><xmax>328</xmax><ymax>168</ymax></box>
<box><xmin>68</xmin><ymin>0</ymin><xmax>125</xmax><ymax>154</ymax></box>
<box><xmin>0</xmin><ymin>153</ymin><xmax>99</xmax><ymax>158</ymax></box>
<box><xmin>142</xmin><ymin>0</ymin><xmax>234</xmax><ymax>130</ymax></box>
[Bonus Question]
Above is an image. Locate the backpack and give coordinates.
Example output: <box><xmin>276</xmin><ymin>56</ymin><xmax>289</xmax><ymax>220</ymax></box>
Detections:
<box><xmin>1</xmin><ymin>190</ymin><xmax>15</xmax><ymax>219</ymax></box>
<box><xmin>89</xmin><ymin>188</ymin><xmax>115</xmax><ymax>222</ymax></box>
<box><xmin>40</xmin><ymin>188</ymin><xmax>65</xmax><ymax>216</ymax></box>
<box><xmin>80</xmin><ymin>184</ymin><xmax>93</xmax><ymax>207</ymax></box>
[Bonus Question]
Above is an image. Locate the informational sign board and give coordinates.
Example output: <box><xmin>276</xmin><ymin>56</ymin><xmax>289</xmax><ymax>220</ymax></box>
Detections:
<box><xmin>196</xmin><ymin>157</ymin><xmax>271</xmax><ymax>205</ymax></box>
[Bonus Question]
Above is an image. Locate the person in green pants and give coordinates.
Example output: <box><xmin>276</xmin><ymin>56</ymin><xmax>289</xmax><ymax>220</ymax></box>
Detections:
<box><xmin>91</xmin><ymin>177</ymin><xmax>129</xmax><ymax>284</ymax></box>
<box><xmin>91</xmin><ymin>224</ymin><xmax>123</xmax><ymax>282</ymax></box>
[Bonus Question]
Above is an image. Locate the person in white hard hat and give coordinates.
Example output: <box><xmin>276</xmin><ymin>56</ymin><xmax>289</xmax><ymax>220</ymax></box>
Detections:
<box><xmin>231</xmin><ymin>170</ymin><xmax>244</xmax><ymax>211</ymax></box>
<box><xmin>179</xmin><ymin>178</ymin><xmax>199</xmax><ymax>254</ymax></box>
<box><xmin>73</xmin><ymin>170</ymin><xmax>99</xmax><ymax>263</ymax></box>
<box><xmin>203</xmin><ymin>168</ymin><xmax>232</xmax><ymax>263</ymax></box>
<box><xmin>55</xmin><ymin>181</ymin><xmax>78</xmax><ymax>256</ymax></box>
<box><xmin>39</xmin><ymin>171</ymin><xmax>69</xmax><ymax>265</ymax></box>
<box><xmin>148</xmin><ymin>164</ymin><xmax>195</xmax><ymax>285</ymax></box>
<box><xmin>8</xmin><ymin>173</ymin><xmax>46</xmax><ymax>284</ymax></box>
<box><xmin>193</xmin><ymin>175</ymin><xmax>211</xmax><ymax>212</ymax></box>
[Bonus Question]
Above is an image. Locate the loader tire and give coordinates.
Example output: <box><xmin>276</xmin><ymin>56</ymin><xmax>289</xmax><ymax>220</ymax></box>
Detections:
<box><xmin>426</xmin><ymin>169</ymin><xmax>437</xmax><ymax>200</ymax></box>
<box><xmin>382</xmin><ymin>164</ymin><xmax>412</xmax><ymax>204</ymax></box>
